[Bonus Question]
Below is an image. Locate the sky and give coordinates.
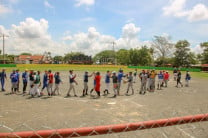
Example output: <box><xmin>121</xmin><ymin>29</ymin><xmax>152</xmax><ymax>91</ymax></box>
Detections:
<box><xmin>0</xmin><ymin>0</ymin><xmax>208</xmax><ymax>56</ymax></box>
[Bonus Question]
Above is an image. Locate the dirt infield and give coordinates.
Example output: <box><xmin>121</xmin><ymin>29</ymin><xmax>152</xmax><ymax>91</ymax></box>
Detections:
<box><xmin>0</xmin><ymin>71</ymin><xmax>208</xmax><ymax>137</ymax></box>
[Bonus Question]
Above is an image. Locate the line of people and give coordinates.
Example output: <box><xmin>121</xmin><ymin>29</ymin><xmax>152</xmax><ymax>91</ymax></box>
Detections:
<box><xmin>0</xmin><ymin>68</ymin><xmax>191</xmax><ymax>98</ymax></box>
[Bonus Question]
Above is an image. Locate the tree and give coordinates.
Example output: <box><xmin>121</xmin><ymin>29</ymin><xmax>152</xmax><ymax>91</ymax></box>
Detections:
<box><xmin>93</xmin><ymin>50</ymin><xmax>115</xmax><ymax>64</ymax></box>
<box><xmin>53</xmin><ymin>56</ymin><xmax>63</xmax><ymax>63</ymax></box>
<box><xmin>64</xmin><ymin>52</ymin><xmax>84</xmax><ymax>62</ymax></box>
<box><xmin>151</xmin><ymin>35</ymin><xmax>175</xmax><ymax>65</ymax></box>
<box><xmin>128</xmin><ymin>46</ymin><xmax>153</xmax><ymax>66</ymax></box>
<box><xmin>200</xmin><ymin>42</ymin><xmax>208</xmax><ymax>64</ymax></box>
<box><xmin>116</xmin><ymin>49</ymin><xmax>129</xmax><ymax>65</ymax></box>
<box><xmin>174</xmin><ymin>40</ymin><xmax>193</xmax><ymax>67</ymax></box>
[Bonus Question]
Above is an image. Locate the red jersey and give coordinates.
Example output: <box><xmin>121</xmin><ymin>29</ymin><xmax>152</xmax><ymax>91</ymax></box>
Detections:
<box><xmin>48</xmin><ymin>73</ymin><xmax>54</xmax><ymax>83</ymax></box>
<box><xmin>164</xmin><ymin>73</ymin><xmax>169</xmax><ymax>80</ymax></box>
<box><xmin>95</xmin><ymin>75</ymin><xmax>101</xmax><ymax>92</ymax></box>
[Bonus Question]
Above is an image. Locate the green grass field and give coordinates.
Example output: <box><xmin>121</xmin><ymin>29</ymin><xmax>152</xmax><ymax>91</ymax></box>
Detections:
<box><xmin>1</xmin><ymin>64</ymin><xmax>208</xmax><ymax>79</ymax></box>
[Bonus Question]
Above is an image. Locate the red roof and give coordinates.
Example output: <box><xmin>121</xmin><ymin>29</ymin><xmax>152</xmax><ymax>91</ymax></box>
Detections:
<box><xmin>18</xmin><ymin>55</ymin><xmax>43</xmax><ymax>61</ymax></box>
<box><xmin>202</xmin><ymin>64</ymin><xmax>208</xmax><ymax>67</ymax></box>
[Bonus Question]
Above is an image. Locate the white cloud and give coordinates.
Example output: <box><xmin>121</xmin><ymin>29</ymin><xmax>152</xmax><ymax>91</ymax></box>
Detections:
<box><xmin>0</xmin><ymin>18</ymin><xmax>69</xmax><ymax>56</ymax></box>
<box><xmin>62</xmin><ymin>23</ymin><xmax>144</xmax><ymax>55</ymax></box>
<box><xmin>191</xmin><ymin>44</ymin><xmax>203</xmax><ymax>54</ymax></box>
<box><xmin>187</xmin><ymin>4</ymin><xmax>208</xmax><ymax>22</ymax></box>
<box><xmin>0</xmin><ymin>4</ymin><xmax>12</xmax><ymax>15</ymax></box>
<box><xmin>1</xmin><ymin>19</ymin><xmax>145</xmax><ymax>56</ymax></box>
<box><xmin>44</xmin><ymin>1</ymin><xmax>54</xmax><ymax>9</ymax></box>
<box><xmin>163</xmin><ymin>0</ymin><xmax>208</xmax><ymax>22</ymax></box>
<box><xmin>75</xmin><ymin>0</ymin><xmax>95</xmax><ymax>7</ymax></box>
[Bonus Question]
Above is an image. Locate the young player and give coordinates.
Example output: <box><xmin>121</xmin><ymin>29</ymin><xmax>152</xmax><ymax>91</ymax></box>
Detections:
<box><xmin>149</xmin><ymin>69</ymin><xmax>156</xmax><ymax>92</ymax></box>
<box><xmin>117</xmin><ymin>70</ymin><xmax>125</xmax><ymax>95</ymax></box>
<box><xmin>173</xmin><ymin>67</ymin><xmax>178</xmax><ymax>81</ymax></box>
<box><xmin>133</xmin><ymin>69</ymin><xmax>137</xmax><ymax>83</ymax></box>
<box><xmin>47</xmin><ymin>70</ymin><xmax>53</xmax><ymax>96</ymax></box>
<box><xmin>67</xmin><ymin>70</ymin><xmax>77</xmax><ymax>97</ymax></box>
<box><xmin>94</xmin><ymin>72</ymin><xmax>101</xmax><ymax>97</ymax></box>
<box><xmin>82</xmin><ymin>71</ymin><xmax>93</xmax><ymax>96</ymax></box>
<box><xmin>176</xmin><ymin>70</ymin><xmax>183</xmax><ymax>88</ymax></box>
<box><xmin>111</xmin><ymin>71</ymin><xmax>118</xmax><ymax>98</ymax></box>
<box><xmin>157</xmin><ymin>71</ymin><xmax>164</xmax><ymax>90</ymax></box>
<box><xmin>16</xmin><ymin>69</ymin><xmax>20</xmax><ymax>92</ymax></box>
<box><xmin>185</xmin><ymin>71</ymin><xmax>191</xmax><ymax>87</ymax></box>
<box><xmin>29</xmin><ymin>70</ymin><xmax>34</xmax><ymax>88</ymax></box>
<box><xmin>33</xmin><ymin>71</ymin><xmax>41</xmax><ymax>97</ymax></box>
<box><xmin>146</xmin><ymin>70</ymin><xmax>150</xmax><ymax>91</ymax></box>
<box><xmin>41</xmin><ymin>70</ymin><xmax>48</xmax><ymax>95</ymax></box>
<box><xmin>103</xmin><ymin>70</ymin><xmax>111</xmax><ymax>95</ymax></box>
<box><xmin>0</xmin><ymin>69</ymin><xmax>7</xmax><ymax>92</ymax></box>
<box><xmin>10</xmin><ymin>70</ymin><xmax>18</xmax><ymax>94</ymax></box>
<box><xmin>90</xmin><ymin>73</ymin><xmax>96</xmax><ymax>94</ymax></box>
<box><xmin>126</xmin><ymin>72</ymin><xmax>134</xmax><ymax>95</ymax></box>
<box><xmin>53</xmin><ymin>72</ymin><xmax>62</xmax><ymax>95</ymax></box>
<box><xmin>22</xmin><ymin>69</ymin><xmax>28</xmax><ymax>94</ymax></box>
<box><xmin>139</xmin><ymin>70</ymin><xmax>147</xmax><ymax>95</ymax></box>
<box><xmin>163</xmin><ymin>71</ymin><xmax>170</xmax><ymax>87</ymax></box>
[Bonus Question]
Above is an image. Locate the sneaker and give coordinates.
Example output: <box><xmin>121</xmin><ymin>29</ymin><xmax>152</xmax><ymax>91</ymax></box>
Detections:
<box><xmin>74</xmin><ymin>95</ymin><xmax>78</xmax><ymax>97</ymax></box>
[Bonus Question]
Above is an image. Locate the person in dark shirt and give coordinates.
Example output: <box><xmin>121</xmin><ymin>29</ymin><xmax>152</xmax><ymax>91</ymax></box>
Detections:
<box><xmin>41</xmin><ymin>70</ymin><xmax>48</xmax><ymax>95</ymax></box>
<box><xmin>53</xmin><ymin>72</ymin><xmax>62</xmax><ymax>95</ymax></box>
<box><xmin>103</xmin><ymin>70</ymin><xmax>111</xmax><ymax>95</ymax></box>
<box><xmin>82</xmin><ymin>71</ymin><xmax>93</xmax><ymax>96</ymax></box>
<box><xmin>111</xmin><ymin>71</ymin><xmax>118</xmax><ymax>98</ymax></box>
<box><xmin>176</xmin><ymin>70</ymin><xmax>183</xmax><ymax>88</ymax></box>
<box><xmin>22</xmin><ymin>69</ymin><xmax>28</xmax><ymax>94</ymax></box>
<box><xmin>0</xmin><ymin>68</ymin><xmax>7</xmax><ymax>91</ymax></box>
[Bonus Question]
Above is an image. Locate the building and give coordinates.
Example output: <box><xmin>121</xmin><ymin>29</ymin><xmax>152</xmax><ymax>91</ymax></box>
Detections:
<box><xmin>14</xmin><ymin>55</ymin><xmax>44</xmax><ymax>64</ymax></box>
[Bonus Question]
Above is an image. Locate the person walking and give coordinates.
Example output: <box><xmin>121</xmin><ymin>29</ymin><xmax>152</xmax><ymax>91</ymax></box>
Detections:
<box><xmin>163</xmin><ymin>71</ymin><xmax>169</xmax><ymax>87</ymax></box>
<box><xmin>126</xmin><ymin>72</ymin><xmax>134</xmax><ymax>95</ymax></box>
<box><xmin>82</xmin><ymin>71</ymin><xmax>93</xmax><ymax>96</ymax></box>
<box><xmin>185</xmin><ymin>71</ymin><xmax>191</xmax><ymax>87</ymax></box>
<box><xmin>139</xmin><ymin>70</ymin><xmax>147</xmax><ymax>95</ymax></box>
<box><xmin>47</xmin><ymin>70</ymin><xmax>53</xmax><ymax>96</ymax></box>
<box><xmin>33</xmin><ymin>71</ymin><xmax>41</xmax><ymax>97</ymax></box>
<box><xmin>0</xmin><ymin>69</ymin><xmax>7</xmax><ymax>92</ymax></box>
<box><xmin>103</xmin><ymin>70</ymin><xmax>111</xmax><ymax>95</ymax></box>
<box><xmin>176</xmin><ymin>70</ymin><xmax>183</xmax><ymax>88</ymax></box>
<box><xmin>41</xmin><ymin>70</ymin><xmax>48</xmax><ymax>95</ymax></box>
<box><xmin>67</xmin><ymin>70</ymin><xmax>77</xmax><ymax>97</ymax></box>
<box><xmin>22</xmin><ymin>69</ymin><xmax>28</xmax><ymax>94</ymax></box>
<box><xmin>53</xmin><ymin>72</ymin><xmax>63</xmax><ymax>95</ymax></box>
<box><xmin>111</xmin><ymin>71</ymin><xmax>118</xmax><ymax>98</ymax></box>
<box><xmin>10</xmin><ymin>70</ymin><xmax>18</xmax><ymax>94</ymax></box>
<box><xmin>94</xmin><ymin>72</ymin><xmax>101</xmax><ymax>97</ymax></box>
<box><xmin>157</xmin><ymin>71</ymin><xmax>164</xmax><ymax>90</ymax></box>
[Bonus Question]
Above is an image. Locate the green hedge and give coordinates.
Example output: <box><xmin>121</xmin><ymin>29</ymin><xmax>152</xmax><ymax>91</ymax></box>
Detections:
<box><xmin>128</xmin><ymin>66</ymin><xmax>201</xmax><ymax>72</ymax></box>
<box><xmin>0</xmin><ymin>64</ymin><xmax>17</xmax><ymax>67</ymax></box>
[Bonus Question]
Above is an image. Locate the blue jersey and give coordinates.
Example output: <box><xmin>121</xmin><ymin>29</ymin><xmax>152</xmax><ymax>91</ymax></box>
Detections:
<box><xmin>43</xmin><ymin>74</ymin><xmax>48</xmax><ymax>84</ymax></box>
<box><xmin>10</xmin><ymin>73</ymin><xmax>18</xmax><ymax>83</ymax></box>
<box><xmin>22</xmin><ymin>72</ymin><xmax>28</xmax><ymax>83</ymax></box>
<box><xmin>105</xmin><ymin>74</ymin><xmax>110</xmax><ymax>83</ymax></box>
<box><xmin>118</xmin><ymin>72</ymin><xmax>124</xmax><ymax>83</ymax></box>
<box><xmin>158</xmin><ymin>73</ymin><xmax>163</xmax><ymax>79</ymax></box>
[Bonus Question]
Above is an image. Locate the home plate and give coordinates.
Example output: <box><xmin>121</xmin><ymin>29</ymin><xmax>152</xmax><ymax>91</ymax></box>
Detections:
<box><xmin>107</xmin><ymin>102</ymin><xmax>116</xmax><ymax>105</ymax></box>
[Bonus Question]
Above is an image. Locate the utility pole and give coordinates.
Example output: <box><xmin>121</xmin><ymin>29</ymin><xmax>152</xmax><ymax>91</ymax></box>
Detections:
<box><xmin>0</xmin><ymin>34</ymin><xmax>9</xmax><ymax>64</ymax></box>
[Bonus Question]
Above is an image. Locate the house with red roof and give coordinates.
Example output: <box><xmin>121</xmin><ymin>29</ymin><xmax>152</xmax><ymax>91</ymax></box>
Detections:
<box><xmin>14</xmin><ymin>55</ymin><xmax>44</xmax><ymax>64</ymax></box>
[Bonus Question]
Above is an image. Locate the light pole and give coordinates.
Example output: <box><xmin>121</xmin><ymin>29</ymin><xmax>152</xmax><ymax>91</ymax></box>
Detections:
<box><xmin>0</xmin><ymin>34</ymin><xmax>9</xmax><ymax>64</ymax></box>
